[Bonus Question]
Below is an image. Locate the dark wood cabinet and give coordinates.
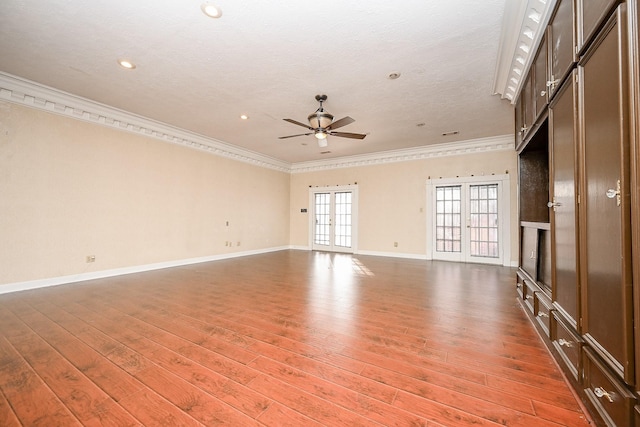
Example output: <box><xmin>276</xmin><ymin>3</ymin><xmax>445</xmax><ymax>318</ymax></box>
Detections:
<box><xmin>549</xmin><ymin>0</ymin><xmax>576</xmax><ymax>96</ymax></box>
<box><xmin>584</xmin><ymin>347</ymin><xmax>636</xmax><ymax>426</ymax></box>
<box><xmin>522</xmin><ymin>71</ymin><xmax>535</xmax><ymax>137</ymax></box>
<box><xmin>515</xmin><ymin>1</ymin><xmax>639</xmax><ymax>425</ymax></box>
<box><xmin>534</xmin><ymin>36</ymin><xmax>549</xmax><ymax>119</ymax></box>
<box><xmin>552</xmin><ymin>311</ymin><xmax>583</xmax><ymax>381</ymax></box>
<box><xmin>578</xmin><ymin>3</ymin><xmax>634</xmax><ymax>384</ymax></box>
<box><xmin>578</xmin><ymin>0</ymin><xmax>621</xmax><ymax>52</ymax></box>
<box><xmin>549</xmin><ymin>70</ymin><xmax>580</xmax><ymax>329</ymax></box>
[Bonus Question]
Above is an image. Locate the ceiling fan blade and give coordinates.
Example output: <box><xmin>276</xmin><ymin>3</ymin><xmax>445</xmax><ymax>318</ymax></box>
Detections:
<box><xmin>329</xmin><ymin>131</ymin><xmax>367</xmax><ymax>140</ymax></box>
<box><xmin>283</xmin><ymin>118</ymin><xmax>313</xmax><ymax>129</ymax></box>
<box><xmin>326</xmin><ymin>116</ymin><xmax>355</xmax><ymax>130</ymax></box>
<box><xmin>278</xmin><ymin>132</ymin><xmax>313</xmax><ymax>139</ymax></box>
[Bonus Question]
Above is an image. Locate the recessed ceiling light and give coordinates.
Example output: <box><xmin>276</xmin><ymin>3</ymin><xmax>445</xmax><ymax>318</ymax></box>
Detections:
<box><xmin>442</xmin><ymin>131</ymin><xmax>459</xmax><ymax>136</ymax></box>
<box><xmin>416</xmin><ymin>123</ymin><xmax>426</xmax><ymax>127</ymax></box>
<box><xmin>118</xmin><ymin>59</ymin><xmax>136</xmax><ymax>69</ymax></box>
<box><xmin>201</xmin><ymin>2</ymin><xmax>222</xmax><ymax>18</ymax></box>
<box><xmin>240</xmin><ymin>114</ymin><xmax>249</xmax><ymax>120</ymax></box>
<box><xmin>388</xmin><ymin>72</ymin><xmax>401</xmax><ymax>80</ymax></box>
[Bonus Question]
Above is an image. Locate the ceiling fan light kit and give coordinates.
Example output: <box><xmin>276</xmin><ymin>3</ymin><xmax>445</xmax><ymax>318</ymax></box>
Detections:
<box><xmin>280</xmin><ymin>94</ymin><xmax>366</xmax><ymax>147</ymax></box>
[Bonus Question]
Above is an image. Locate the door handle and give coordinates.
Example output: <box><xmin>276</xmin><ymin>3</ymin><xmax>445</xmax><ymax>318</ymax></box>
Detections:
<box><xmin>557</xmin><ymin>338</ymin><xmax>573</xmax><ymax>348</ymax></box>
<box><xmin>546</xmin><ymin>77</ymin><xmax>559</xmax><ymax>90</ymax></box>
<box><xmin>547</xmin><ymin>199</ymin><xmax>562</xmax><ymax>210</ymax></box>
<box><xmin>593</xmin><ymin>387</ymin><xmax>615</xmax><ymax>403</ymax></box>
<box><xmin>605</xmin><ymin>180</ymin><xmax>621</xmax><ymax>206</ymax></box>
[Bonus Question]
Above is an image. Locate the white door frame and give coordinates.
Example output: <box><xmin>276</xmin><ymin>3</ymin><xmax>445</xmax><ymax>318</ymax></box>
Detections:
<box><xmin>426</xmin><ymin>175</ymin><xmax>511</xmax><ymax>266</ymax></box>
<box><xmin>308</xmin><ymin>185</ymin><xmax>359</xmax><ymax>253</ymax></box>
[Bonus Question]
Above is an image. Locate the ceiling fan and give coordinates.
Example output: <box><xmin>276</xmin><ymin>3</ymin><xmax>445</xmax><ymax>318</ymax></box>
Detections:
<box><xmin>279</xmin><ymin>95</ymin><xmax>367</xmax><ymax>147</ymax></box>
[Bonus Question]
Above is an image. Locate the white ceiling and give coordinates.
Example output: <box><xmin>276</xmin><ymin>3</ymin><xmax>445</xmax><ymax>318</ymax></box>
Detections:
<box><xmin>0</xmin><ymin>0</ymin><xmax>515</xmax><ymax>164</ymax></box>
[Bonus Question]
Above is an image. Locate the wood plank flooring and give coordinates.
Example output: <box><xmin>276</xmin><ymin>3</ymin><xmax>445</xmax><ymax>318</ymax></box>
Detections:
<box><xmin>0</xmin><ymin>250</ymin><xmax>591</xmax><ymax>426</ymax></box>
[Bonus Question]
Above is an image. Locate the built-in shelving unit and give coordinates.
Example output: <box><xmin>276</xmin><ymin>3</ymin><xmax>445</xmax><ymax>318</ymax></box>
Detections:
<box><xmin>514</xmin><ymin>0</ymin><xmax>640</xmax><ymax>425</ymax></box>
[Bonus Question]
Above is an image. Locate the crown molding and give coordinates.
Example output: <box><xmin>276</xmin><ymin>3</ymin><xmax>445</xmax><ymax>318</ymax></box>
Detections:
<box><xmin>0</xmin><ymin>72</ymin><xmax>291</xmax><ymax>173</ymax></box>
<box><xmin>493</xmin><ymin>0</ymin><xmax>557</xmax><ymax>103</ymax></box>
<box><xmin>290</xmin><ymin>135</ymin><xmax>515</xmax><ymax>173</ymax></box>
<box><xmin>1</xmin><ymin>72</ymin><xmax>515</xmax><ymax>174</ymax></box>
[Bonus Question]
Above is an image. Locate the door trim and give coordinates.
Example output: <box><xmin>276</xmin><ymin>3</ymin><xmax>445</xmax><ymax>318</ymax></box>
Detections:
<box><xmin>308</xmin><ymin>185</ymin><xmax>359</xmax><ymax>254</ymax></box>
<box><xmin>426</xmin><ymin>175</ymin><xmax>511</xmax><ymax>266</ymax></box>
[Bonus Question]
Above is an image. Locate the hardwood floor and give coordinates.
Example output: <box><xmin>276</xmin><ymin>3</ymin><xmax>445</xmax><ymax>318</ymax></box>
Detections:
<box><xmin>0</xmin><ymin>250</ymin><xmax>591</xmax><ymax>426</ymax></box>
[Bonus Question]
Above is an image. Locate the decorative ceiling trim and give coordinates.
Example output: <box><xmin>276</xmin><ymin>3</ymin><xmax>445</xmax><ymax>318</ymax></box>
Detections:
<box><xmin>1</xmin><ymin>72</ymin><xmax>514</xmax><ymax>174</ymax></box>
<box><xmin>0</xmin><ymin>72</ymin><xmax>291</xmax><ymax>173</ymax></box>
<box><xmin>493</xmin><ymin>0</ymin><xmax>557</xmax><ymax>103</ymax></box>
<box><xmin>290</xmin><ymin>135</ymin><xmax>515</xmax><ymax>174</ymax></box>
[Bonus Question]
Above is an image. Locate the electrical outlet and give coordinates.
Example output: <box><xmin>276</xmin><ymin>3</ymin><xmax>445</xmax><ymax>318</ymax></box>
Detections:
<box><xmin>394</xmin><ymin>242</ymin><xmax>398</xmax><ymax>247</ymax></box>
<box><xmin>86</xmin><ymin>255</ymin><xmax>96</xmax><ymax>263</ymax></box>
<box><xmin>237</xmin><ymin>241</ymin><xmax>241</xmax><ymax>246</ymax></box>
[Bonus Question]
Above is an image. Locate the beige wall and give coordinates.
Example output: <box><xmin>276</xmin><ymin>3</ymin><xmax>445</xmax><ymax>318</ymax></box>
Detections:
<box><xmin>0</xmin><ymin>100</ymin><xmax>517</xmax><ymax>289</ymax></box>
<box><xmin>0</xmin><ymin>101</ymin><xmax>291</xmax><ymax>286</ymax></box>
<box><xmin>289</xmin><ymin>149</ymin><xmax>519</xmax><ymax>263</ymax></box>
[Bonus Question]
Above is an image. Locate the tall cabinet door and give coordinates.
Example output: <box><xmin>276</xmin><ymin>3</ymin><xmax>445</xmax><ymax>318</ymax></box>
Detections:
<box><xmin>578</xmin><ymin>4</ymin><xmax>634</xmax><ymax>383</ymax></box>
<box><xmin>549</xmin><ymin>70</ymin><xmax>579</xmax><ymax>328</ymax></box>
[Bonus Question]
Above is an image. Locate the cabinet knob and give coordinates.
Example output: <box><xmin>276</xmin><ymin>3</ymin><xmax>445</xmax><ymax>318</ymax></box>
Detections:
<box><xmin>540</xmin><ymin>90</ymin><xmax>546</xmax><ymax>97</ymax></box>
<box><xmin>537</xmin><ymin>311</ymin><xmax>549</xmax><ymax>318</ymax></box>
<box><xmin>593</xmin><ymin>387</ymin><xmax>615</xmax><ymax>403</ymax></box>
<box><xmin>605</xmin><ymin>180</ymin><xmax>621</xmax><ymax>206</ymax></box>
<box><xmin>546</xmin><ymin>78</ymin><xmax>559</xmax><ymax>89</ymax></box>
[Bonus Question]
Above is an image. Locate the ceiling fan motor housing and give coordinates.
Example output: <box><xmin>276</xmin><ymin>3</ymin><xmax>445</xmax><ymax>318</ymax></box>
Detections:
<box><xmin>308</xmin><ymin>110</ymin><xmax>333</xmax><ymax>129</ymax></box>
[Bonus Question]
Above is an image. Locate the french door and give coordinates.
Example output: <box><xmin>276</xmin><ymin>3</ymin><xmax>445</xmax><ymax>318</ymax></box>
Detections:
<box><xmin>427</xmin><ymin>176</ymin><xmax>510</xmax><ymax>265</ymax></box>
<box><xmin>310</xmin><ymin>186</ymin><xmax>357</xmax><ymax>253</ymax></box>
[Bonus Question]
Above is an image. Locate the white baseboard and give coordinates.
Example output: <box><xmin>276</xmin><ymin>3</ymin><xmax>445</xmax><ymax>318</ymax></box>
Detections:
<box><xmin>355</xmin><ymin>250</ymin><xmax>428</xmax><ymax>260</ymax></box>
<box><xmin>289</xmin><ymin>245</ymin><xmax>311</xmax><ymax>251</ymax></box>
<box><xmin>0</xmin><ymin>246</ymin><xmax>290</xmax><ymax>295</ymax></box>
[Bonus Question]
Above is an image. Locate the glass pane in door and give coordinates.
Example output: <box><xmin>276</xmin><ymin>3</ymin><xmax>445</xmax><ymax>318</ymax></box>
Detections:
<box><xmin>435</xmin><ymin>186</ymin><xmax>461</xmax><ymax>252</ymax></box>
<box><xmin>469</xmin><ymin>184</ymin><xmax>499</xmax><ymax>257</ymax></box>
<box><xmin>334</xmin><ymin>192</ymin><xmax>352</xmax><ymax>248</ymax></box>
<box><xmin>314</xmin><ymin>193</ymin><xmax>330</xmax><ymax>246</ymax></box>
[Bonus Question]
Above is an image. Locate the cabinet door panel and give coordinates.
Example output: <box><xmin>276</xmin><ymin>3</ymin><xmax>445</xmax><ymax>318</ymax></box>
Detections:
<box><xmin>521</xmin><ymin>227</ymin><xmax>539</xmax><ymax>281</ymax></box>
<box><xmin>549</xmin><ymin>70</ymin><xmax>579</xmax><ymax>327</ymax></box>
<box><xmin>549</xmin><ymin>0</ymin><xmax>575</xmax><ymax>95</ymax></box>
<box><xmin>534</xmin><ymin>36</ymin><xmax>548</xmax><ymax>119</ymax></box>
<box><xmin>523</xmin><ymin>71</ymin><xmax>535</xmax><ymax>135</ymax></box>
<box><xmin>579</xmin><ymin>5</ymin><xmax>633</xmax><ymax>382</ymax></box>
<box><xmin>515</xmin><ymin>95</ymin><xmax>524</xmax><ymax>149</ymax></box>
<box><xmin>578</xmin><ymin>0</ymin><xmax>618</xmax><ymax>51</ymax></box>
